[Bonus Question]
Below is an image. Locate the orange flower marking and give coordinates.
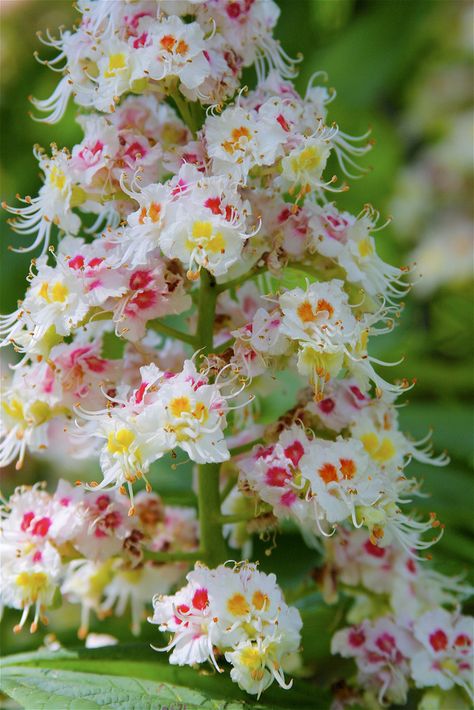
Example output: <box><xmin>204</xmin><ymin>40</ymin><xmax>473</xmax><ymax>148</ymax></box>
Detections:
<box><xmin>339</xmin><ymin>458</ymin><xmax>356</xmax><ymax>479</ymax></box>
<box><xmin>318</xmin><ymin>462</ymin><xmax>338</xmax><ymax>484</ymax></box>
<box><xmin>139</xmin><ymin>202</ymin><xmax>161</xmax><ymax>225</ymax></box>
<box><xmin>222</xmin><ymin>126</ymin><xmax>252</xmax><ymax>155</ymax></box>
<box><xmin>297</xmin><ymin>300</ymin><xmax>316</xmax><ymax>323</ymax></box>
<box><xmin>316</xmin><ymin>299</ymin><xmax>334</xmax><ymax>318</ymax></box>
<box><xmin>160</xmin><ymin>35</ymin><xmax>176</xmax><ymax>52</ymax></box>
<box><xmin>176</xmin><ymin>40</ymin><xmax>189</xmax><ymax>56</ymax></box>
<box><xmin>252</xmin><ymin>590</ymin><xmax>270</xmax><ymax>611</ymax></box>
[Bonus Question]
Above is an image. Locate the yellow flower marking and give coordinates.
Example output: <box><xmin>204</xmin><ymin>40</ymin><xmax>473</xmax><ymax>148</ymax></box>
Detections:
<box><xmin>252</xmin><ymin>590</ymin><xmax>270</xmax><ymax>611</ymax></box>
<box><xmin>360</xmin><ymin>432</ymin><xmax>396</xmax><ymax>463</ymax></box>
<box><xmin>29</xmin><ymin>401</ymin><xmax>51</xmax><ymax>426</ymax></box>
<box><xmin>290</xmin><ymin>145</ymin><xmax>322</xmax><ymax>174</ymax></box>
<box><xmin>2</xmin><ymin>397</ymin><xmax>24</xmax><ymax>422</ymax></box>
<box><xmin>358</xmin><ymin>238</ymin><xmax>374</xmax><ymax>258</ymax></box>
<box><xmin>238</xmin><ymin>646</ymin><xmax>265</xmax><ymax>681</ymax></box>
<box><xmin>169</xmin><ymin>396</ymin><xmax>192</xmax><ymax>418</ymax></box>
<box><xmin>107</xmin><ymin>428</ymin><xmax>136</xmax><ymax>455</ymax></box>
<box><xmin>440</xmin><ymin>658</ymin><xmax>459</xmax><ymax>675</ymax></box>
<box><xmin>104</xmin><ymin>53</ymin><xmax>127</xmax><ymax>78</ymax></box>
<box><xmin>188</xmin><ymin>221</ymin><xmax>226</xmax><ymax>254</ymax></box>
<box><xmin>227</xmin><ymin>592</ymin><xmax>250</xmax><ymax>616</ymax></box>
<box><xmin>49</xmin><ymin>165</ymin><xmax>66</xmax><ymax>192</ymax></box>
<box><xmin>16</xmin><ymin>571</ymin><xmax>47</xmax><ymax>601</ymax></box>
<box><xmin>39</xmin><ymin>281</ymin><xmax>68</xmax><ymax>303</ymax></box>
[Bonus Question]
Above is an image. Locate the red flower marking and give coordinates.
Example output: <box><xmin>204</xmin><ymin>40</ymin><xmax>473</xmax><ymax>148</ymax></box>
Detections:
<box><xmin>125</xmin><ymin>141</ymin><xmax>146</xmax><ymax>161</ymax></box>
<box><xmin>227</xmin><ymin>2</ymin><xmax>241</xmax><ymax>19</ymax></box>
<box><xmin>276</xmin><ymin>114</ymin><xmax>290</xmax><ymax>132</ymax></box>
<box><xmin>103</xmin><ymin>511</ymin><xmax>122</xmax><ymax>530</ymax></box>
<box><xmin>349</xmin><ymin>385</ymin><xmax>365</xmax><ymax>401</ymax></box>
<box><xmin>182</xmin><ymin>152</ymin><xmax>199</xmax><ymax>165</ymax></box>
<box><xmin>455</xmin><ymin>634</ymin><xmax>471</xmax><ymax>649</ymax></box>
<box><xmin>128</xmin><ymin>289</ymin><xmax>157</xmax><ymax>311</ymax></box>
<box><xmin>348</xmin><ymin>627</ymin><xmax>366</xmax><ymax>647</ymax></box>
<box><xmin>192</xmin><ymin>588</ymin><xmax>209</xmax><ymax>610</ymax></box>
<box><xmin>363</xmin><ymin>539</ymin><xmax>386</xmax><ymax>558</ymax></box>
<box><xmin>172</xmin><ymin>179</ymin><xmax>187</xmax><ymax>196</ymax></box>
<box><xmin>96</xmin><ymin>495</ymin><xmax>111</xmax><ymax>511</ymax></box>
<box><xmin>135</xmin><ymin>381</ymin><xmax>148</xmax><ymax>405</ymax></box>
<box><xmin>127</xmin><ymin>10</ymin><xmax>153</xmax><ymax>30</ymax></box>
<box><xmin>278</xmin><ymin>207</ymin><xmax>291</xmax><ymax>223</ymax></box>
<box><xmin>133</xmin><ymin>32</ymin><xmax>149</xmax><ymax>49</ymax></box>
<box><xmin>129</xmin><ymin>270</ymin><xmax>153</xmax><ymax>291</ymax></box>
<box><xmin>255</xmin><ymin>445</ymin><xmax>274</xmax><ymax>460</ymax></box>
<box><xmin>88</xmin><ymin>257</ymin><xmax>104</xmax><ymax>269</ymax></box>
<box><xmin>20</xmin><ymin>511</ymin><xmax>35</xmax><ymax>531</ymax></box>
<box><xmin>175</xmin><ymin>603</ymin><xmax>190</xmax><ymax>624</ymax></box>
<box><xmin>318</xmin><ymin>397</ymin><xmax>335</xmax><ymax>414</ymax></box>
<box><xmin>204</xmin><ymin>197</ymin><xmax>222</xmax><ymax>215</ymax></box>
<box><xmin>31</xmin><ymin>516</ymin><xmax>52</xmax><ymax>537</ymax></box>
<box><xmin>284</xmin><ymin>440</ymin><xmax>304</xmax><ymax>467</ymax></box>
<box><xmin>84</xmin><ymin>355</ymin><xmax>107</xmax><ymax>373</ymax></box>
<box><xmin>265</xmin><ymin>465</ymin><xmax>291</xmax><ymax>487</ymax></box>
<box><xmin>280</xmin><ymin>490</ymin><xmax>297</xmax><ymax>507</ymax></box>
<box><xmin>68</xmin><ymin>255</ymin><xmax>85</xmax><ymax>270</ymax></box>
<box><xmin>429</xmin><ymin>629</ymin><xmax>449</xmax><ymax>652</ymax></box>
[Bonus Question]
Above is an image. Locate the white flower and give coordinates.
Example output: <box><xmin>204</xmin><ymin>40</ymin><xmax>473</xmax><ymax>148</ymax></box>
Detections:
<box><xmin>77</xmin><ymin>360</ymin><xmax>233</xmax><ymax>503</ymax></box>
<box><xmin>204</xmin><ymin>103</ymin><xmax>286</xmax><ymax>182</ymax></box>
<box><xmin>280</xmin><ymin>131</ymin><xmax>333</xmax><ymax>192</ymax></box>
<box><xmin>3</xmin><ymin>147</ymin><xmax>81</xmax><ymax>253</ymax></box>
<box><xmin>299</xmin><ymin>437</ymin><xmax>380</xmax><ymax>527</ymax></box>
<box><xmin>411</xmin><ymin>609</ymin><xmax>473</xmax><ymax>701</ymax></box>
<box><xmin>159</xmin><ymin>165</ymin><xmax>256</xmax><ymax>279</ymax></box>
<box><xmin>139</xmin><ymin>16</ymin><xmax>209</xmax><ymax>92</ymax></box>
<box><xmin>279</xmin><ymin>279</ymin><xmax>359</xmax><ymax>394</ymax></box>
<box><xmin>1</xmin><ymin>543</ymin><xmax>62</xmax><ymax>633</ymax></box>
<box><xmin>331</xmin><ymin>616</ymin><xmax>418</xmax><ymax>705</ymax></box>
<box><xmin>149</xmin><ymin>562</ymin><xmax>302</xmax><ymax>697</ymax></box>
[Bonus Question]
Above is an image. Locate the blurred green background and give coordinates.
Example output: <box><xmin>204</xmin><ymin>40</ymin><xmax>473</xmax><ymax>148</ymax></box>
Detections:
<box><xmin>1</xmin><ymin>0</ymin><xmax>472</xmax><ymax>659</ymax></box>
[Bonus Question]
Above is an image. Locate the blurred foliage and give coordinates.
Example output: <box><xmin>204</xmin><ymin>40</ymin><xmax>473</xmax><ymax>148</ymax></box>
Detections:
<box><xmin>0</xmin><ymin>0</ymin><xmax>472</xmax><ymax>676</ymax></box>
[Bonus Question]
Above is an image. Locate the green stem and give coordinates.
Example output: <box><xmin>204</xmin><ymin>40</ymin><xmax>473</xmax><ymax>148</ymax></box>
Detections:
<box><xmin>229</xmin><ymin>437</ymin><xmax>263</xmax><ymax>458</ymax></box>
<box><xmin>196</xmin><ymin>269</ymin><xmax>228</xmax><ymax>567</ymax></box>
<box><xmin>198</xmin><ymin>463</ymin><xmax>228</xmax><ymax>566</ymax></box>
<box><xmin>196</xmin><ymin>268</ymin><xmax>218</xmax><ymax>353</ymax></box>
<box><xmin>144</xmin><ymin>549</ymin><xmax>203</xmax><ymax>563</ymax></box>
<box><xmin>149</xmin><ymin>319</ymin><xmax>196</xmax><ymax>346</ymax></box>
<box><xmin>170</xmin><ymin>89</ymin><xmax>202</xmax><ymax>137</ymax></box>
<box><xmin>215</xmin><ymin>265</ymin><xmax>268</xmax><ymax>294</ymax></box>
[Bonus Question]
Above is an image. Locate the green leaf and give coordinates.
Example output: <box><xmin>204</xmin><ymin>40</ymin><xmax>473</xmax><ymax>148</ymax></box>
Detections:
<box><xmin>307</xmin><ymin>0</ymin><xmax>437</xmax><ymax>108</ymax></box>
<box><xmin>400</xmin><ymin>403</ymin><xmax>474</xmax><ymax>467</ymax></box>
<box><xmin>1</xmin><ymin>644</ymin><xmax>328</xmax><ymax>710</ymax></box>
<box><xmin>0</xmin><ymin>666</ymin><xmax>248</xmax><ymax>710</ymax></box>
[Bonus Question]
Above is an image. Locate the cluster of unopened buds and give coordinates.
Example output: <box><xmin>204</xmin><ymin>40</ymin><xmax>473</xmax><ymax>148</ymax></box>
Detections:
<box><xmin>0</xmin><ymin>0</ymin><xmax>472</xmax><ymax>704</ymax></box>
